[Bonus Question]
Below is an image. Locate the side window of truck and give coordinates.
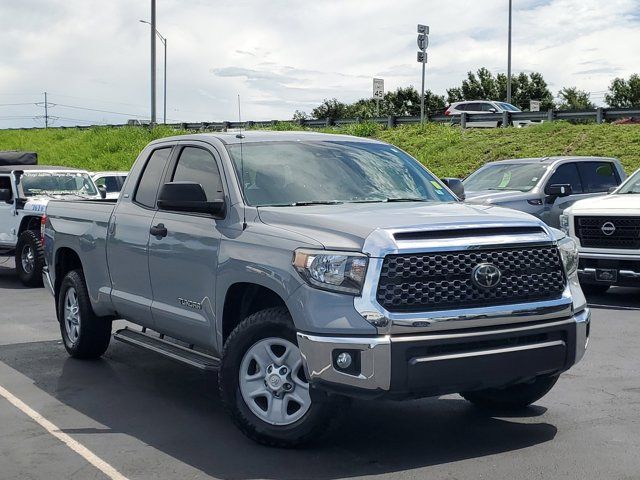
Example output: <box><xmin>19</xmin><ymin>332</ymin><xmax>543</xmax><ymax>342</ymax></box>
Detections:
<box><xmin>0</xmin><ymin>176</ymin><xmax>12</xmax><ymax>197</ymax></box>
<box><xmin>545</xmin><ymin>163</ymin><xmax>583</xmax><ymax>195</ymax></box>
<box><xmin>134</xmin><ymin>148</ymin><xmax>172</xmax><ymax>208</ymax></box>
<box><xmin>577</xmin><ymin>162</ymin><xmax>619</xmax><ymax>193</ymax></box>
<box><xmin>171</xmin><ymin>147</ymin><xmax>223</xmax><ymax>201</ymax></box>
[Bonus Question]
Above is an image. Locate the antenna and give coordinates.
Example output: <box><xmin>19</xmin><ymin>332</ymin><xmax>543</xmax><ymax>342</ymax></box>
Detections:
<box><xmin>236</xmin><ymin>94</ymin><xmax>247</xmax><ymax>230</ymax></box>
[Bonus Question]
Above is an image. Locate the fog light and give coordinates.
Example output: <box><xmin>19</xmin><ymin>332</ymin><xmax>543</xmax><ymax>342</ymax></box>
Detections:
<box><xmin>336</xmin><ymin>352</ymin><xmax>352</xmax><ymax>369</ymax></box>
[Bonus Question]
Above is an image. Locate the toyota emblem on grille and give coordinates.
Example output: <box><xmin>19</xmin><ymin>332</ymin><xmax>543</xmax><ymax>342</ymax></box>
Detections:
<box><xmin>472</xmin><ymin>263</ymin><xmax>502</xmax><ymax>289</ymax></box>
<box><xmin>601</xmin><ymin>221</ymin><xmax>616</xmax><ymax>236</ymax></box>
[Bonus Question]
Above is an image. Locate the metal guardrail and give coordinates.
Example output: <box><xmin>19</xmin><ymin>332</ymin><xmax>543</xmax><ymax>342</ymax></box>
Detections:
<box><xmin>3</xmin><ymin>107</ymin><xmax>640</xmax><ymax>131</ymax></box>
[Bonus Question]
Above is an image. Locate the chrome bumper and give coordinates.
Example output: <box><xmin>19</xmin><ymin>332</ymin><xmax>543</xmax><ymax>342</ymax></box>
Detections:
<box><xmin>42</xmin><ymin>266</ymin><xmax>55</xmax><ymax>296</ymax></box>
<box><xmin>298</xmin><ymin>308</ymin><xmax>590</xmax><ymax>394</ymax></box>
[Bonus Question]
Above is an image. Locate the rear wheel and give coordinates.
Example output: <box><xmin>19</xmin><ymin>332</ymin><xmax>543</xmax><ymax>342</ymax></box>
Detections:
<box><xmin>15</xmin><ymin>230</ymin><xmax>44</xmax><ymax>287</ymax></box>
<box><xmin>219</xmin><ymin>307</ymin><xmax>346</xmax><ymax>447</ymax></box>
<box><xmin>58</xmin><ymin>269</ymin><xmax>112</xmax><ymax>359</ymax></box>
<box><xmin>581</xmin><ymin>283</ymin><xmax>610</xmax><ymax>295</ymax></box>
<box><xmin>461</xmin><ymin>374</ymin><xmax>559</xmax><ymax>409</ymax></box>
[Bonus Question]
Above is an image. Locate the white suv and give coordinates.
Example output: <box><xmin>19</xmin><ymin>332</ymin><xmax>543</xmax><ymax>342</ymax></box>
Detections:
<box><xmin>561</xmin><ymin>168</ymin><xmax>640</xmax><ymax>294</ymax></box>
<box><xmin>445</xmin><ymin>100</ymin><xmax>539</xmax><ymax>128</ymax></box>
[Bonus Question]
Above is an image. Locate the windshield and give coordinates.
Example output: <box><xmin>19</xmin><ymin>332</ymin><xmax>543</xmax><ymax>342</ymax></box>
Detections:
<box><xmin>226</xmin><ymin>140</ymin><xmax>455</xmax><ymax>206</ymax></box>
<box><xmin>21</xmin><ymin>172</ymin><xmax>98</xmax><ymax>197</ymax></box>
<box><xmin>617</xmin><ymin>169</ymin><xmax>640</xmax><ymax>194</ymax></box>
<box><xmin>497</xmin><ymin>102</ymin><xmax>521</xmax><ymax>112</ymax></box>
<box><xmin>463</xmin><ymin>163</ymin><xmax>547</xmax><ymax>192</ymax></box>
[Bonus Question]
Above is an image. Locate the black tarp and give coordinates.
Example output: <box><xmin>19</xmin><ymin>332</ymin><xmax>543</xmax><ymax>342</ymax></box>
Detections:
<box><xmin>0</xmin><ymin>151</ymin><xmax>37</xmax><ymax>166</ymax></box>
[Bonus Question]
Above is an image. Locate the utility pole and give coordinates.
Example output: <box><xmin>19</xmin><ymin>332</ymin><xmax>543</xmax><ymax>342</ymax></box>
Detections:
<box><xmin>141</xmin><ymin>19</ymin><xmax>167</xmax><ymax>123</ymax></box>
<box><xmin>44</xmin><ymin>92</ymin><xmax>49</xmax><ymax>128</ymax></box>
<box><xmin>150</xmin><ymin>0</ymin><xmax>157</xmax><ymax>124</ymax></box>
<box><xmin>507</xmin><ymin>0</ymin><xmax>512</xmax><ymax>103</ymax></box>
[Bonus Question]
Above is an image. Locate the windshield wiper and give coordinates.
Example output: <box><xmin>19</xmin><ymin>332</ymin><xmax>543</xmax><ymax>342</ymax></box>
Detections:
<box><xmin>385</xmin><ymin>197</ymin><xmax>430</xmax><ymax>202</ymax></box>
<box><xmin>290</xmin><ymin>200</ymin><xmax>344</xmax><ymax>206</ymax></box>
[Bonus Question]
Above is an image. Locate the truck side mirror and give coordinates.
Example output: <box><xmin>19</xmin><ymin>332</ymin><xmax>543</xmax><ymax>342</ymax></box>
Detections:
<box><xmin>97</xmin><ymin>185</ymin><xmax>107</xmax><ymax>199</ymax></box>
<box><xmin>546</xmin><ymin>184</ymin><xmax>572</xmax><ymax>198</ymax></box>
<box><xmin>157</xmin><ymin>182</ymin><xmax>225</xmax><ymax>218</ymax></box>
<box><xmin>0</xmin><ymin>188</ymin><xmax>11</xmax><ymax>202</ymax></box>
<box><xmin>441</xmin><ymin>178</ymin><xmax>466</xmax><ymax>200</ymax></box>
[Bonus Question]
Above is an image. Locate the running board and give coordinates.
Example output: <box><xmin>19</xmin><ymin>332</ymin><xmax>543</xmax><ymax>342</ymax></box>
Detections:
<box><xmin>113</xmin><ymin>327</ymin><xmax>220</xmax><ymax>371</ymax></box>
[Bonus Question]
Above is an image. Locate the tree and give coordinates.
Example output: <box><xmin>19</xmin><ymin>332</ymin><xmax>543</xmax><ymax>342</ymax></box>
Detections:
<box><xmin>292</xmin><ymin>110</ymin><xmax>309</xmax><ymax>122</ymax></box>
<box><xmin>311</xmin><ymin>99</ymin><xmax>349</xmax><ymax>120</ymax></box>
<box><xmin>556</xmin><ymin>87</ymin><xmax>595</xmax><ymax>110</ymax></box>
<box><xmin>446</xmin><ymin>68</ymin><xmax>553</xmax><ymax>110</ymax></box>
<box><xmin>605</xmin><ymin>74</ymin><xmax>640</xmax><ymax>108</ymax></box>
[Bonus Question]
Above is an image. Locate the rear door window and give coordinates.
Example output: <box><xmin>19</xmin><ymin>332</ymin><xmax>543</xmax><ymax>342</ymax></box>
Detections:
<box><xmin>545</xmin><ymin>163</ymin><xmax>584</xmax><ymax>194</ymax></box>
<box><xmin>577</xmin><ymin>162</ymin><xmax>620</xmax><ymax>193</ymax></box>
<box><xmin>134</xmin><ymin>148</ymin><xmax>172</xmax><ymax>208</ymax></box>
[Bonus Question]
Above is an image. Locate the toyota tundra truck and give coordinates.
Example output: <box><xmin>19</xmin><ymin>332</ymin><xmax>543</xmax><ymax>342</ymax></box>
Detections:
<box><xmin>43</xmin><ymin>131</ymin><xmax>590</xmax><ymax>447</ymax></box>
<box><xmin>561</xmin><ymin>167</ymin><xmax>640</xmax><ymax>294</ymax></box>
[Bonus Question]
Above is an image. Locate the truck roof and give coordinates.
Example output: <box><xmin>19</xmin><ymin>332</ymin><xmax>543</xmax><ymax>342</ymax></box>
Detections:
<box><xmin>0</xmin><ymin>165</ymin><xmax>85</xmax><ymax>174</ymax></box>
<box><xmin>484</xmin><ymin>156</ymin><xmax>620</xmax><ymax>166</ymax></box>
<box><xmin>150</xmin><ymin>130</ymin><xmax>385</xmax><ymax>146</ymax></box>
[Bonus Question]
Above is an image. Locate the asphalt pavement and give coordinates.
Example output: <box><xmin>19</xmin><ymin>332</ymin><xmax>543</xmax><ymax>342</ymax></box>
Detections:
<box><xmin>0</xmin><ymin>258</ymin><xmax>638</xmax><ymax>480</ymax></box>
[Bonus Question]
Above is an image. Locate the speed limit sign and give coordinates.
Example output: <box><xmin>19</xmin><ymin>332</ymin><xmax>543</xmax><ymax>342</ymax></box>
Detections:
<box><xmin>373</xmin><ymin>78</ymin><xmax>384</xmax><ymax>99</ymax></box>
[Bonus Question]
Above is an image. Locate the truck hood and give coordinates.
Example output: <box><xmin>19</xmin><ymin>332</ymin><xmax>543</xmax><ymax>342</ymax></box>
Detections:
<box><xmin>566</xmin><ymin>194</ymin><xmax>640</xmax><ymax>214</ymax></box>
<box><xmin>257</xmin><ymin>201</ymin><xmax>546</xmax><ymax>251</ymax></box>
<box><xmin>464</xmin><ymin>189</ymin><xmax>532</xmax><ymax>204</ymax></box>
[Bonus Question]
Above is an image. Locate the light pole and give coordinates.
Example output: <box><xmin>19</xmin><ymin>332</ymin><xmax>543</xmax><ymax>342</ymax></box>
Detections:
<box><xmin>140</xmin><ymin>19</ymin><xmax>167</xmax><ymax>124</ymax></box>
<box><xmin>507</xmin><ymin>0</ymin><xmax>512</xmax><ymax>104</ymax></box>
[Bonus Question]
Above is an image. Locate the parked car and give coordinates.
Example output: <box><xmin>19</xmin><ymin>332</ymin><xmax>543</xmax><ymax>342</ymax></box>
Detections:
<box><xmin>0</xmin><ymin>165</ymin><xmax>103</xmax><ymax>286</ymax></box>
<box><xmin>91</xmin><ymin>171</ymin><xmax>128</xmax><ymax>199</ymax></box>
<box><xmin>445</xmin><ymin>100</ymin><xmax>540</xmax><ymax>128</ymax></box>
<box><xmin>463</xmin><ymin>156</ymin><xmax>626</xmax><ymax>228</ymax></box>
<box><xmin>43</xmin><ymin>131</ymin><xmax>589</xmax><ymax>447</ymax></box>
<box><xmin>560</xmin><ymin>167</ymin><xmax>640</xmax><ymax>294</ymax></box>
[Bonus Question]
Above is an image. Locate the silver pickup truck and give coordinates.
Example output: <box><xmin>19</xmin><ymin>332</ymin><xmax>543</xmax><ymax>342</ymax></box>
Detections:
<box><xmin>43</xmin><ymin>131</ymin><xmax>590</xmax><ymax>447</ymax></box>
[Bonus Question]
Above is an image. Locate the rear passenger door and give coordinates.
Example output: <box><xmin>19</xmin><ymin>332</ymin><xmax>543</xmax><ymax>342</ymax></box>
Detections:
<box><xmin>542</xmin><ymin>162</ymin><xmax>590</xmax><ymax>227</ymax></box>
<box><xmin>107</xmin><ymin>146</ymin><xmax>173</xmax><ymax>326</ymax></box>
<box><xmin>0</xmin><ymin>175</ymin><xmax>16</xmax><ymax>247</ymax></box>
<box><xmin>148</xmin><ymin>144</ymin><xmax>225</xmax><ymax>347</ymax></box>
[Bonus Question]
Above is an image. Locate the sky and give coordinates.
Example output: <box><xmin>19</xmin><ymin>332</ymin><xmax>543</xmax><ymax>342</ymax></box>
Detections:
<box><xmin>1</xmin><ymin>0</ymin><xmax>639</xmax><ymax>128</ymax></box>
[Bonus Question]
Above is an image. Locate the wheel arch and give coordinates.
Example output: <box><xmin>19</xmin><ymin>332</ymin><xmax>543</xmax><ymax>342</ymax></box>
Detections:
<box><xmin>221</xmin><ymin>282</ymin><xmax>289</xmax><ymax>345</ymax></box>
<box><xmin>18</xmin><ymin>215</ymin><xmax>42</xmax><ymax>235</ymax></box>
<box><xmin>53</xmin><ymin>247</ymin><xmax>84</xmax><ymax>308</ymax></box>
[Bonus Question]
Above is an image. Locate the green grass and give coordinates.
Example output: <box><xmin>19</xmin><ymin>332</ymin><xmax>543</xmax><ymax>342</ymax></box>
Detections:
<box><xmin>1</xmin><ymin>122</ymin><xmax>639</xmax><ymax>176</ymax></box>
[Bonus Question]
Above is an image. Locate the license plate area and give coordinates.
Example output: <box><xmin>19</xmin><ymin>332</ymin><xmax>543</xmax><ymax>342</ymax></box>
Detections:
<box><xmin>595</xmin><ymin>268</ymin><xmax>618</xmax><ymax>283</ymax></box>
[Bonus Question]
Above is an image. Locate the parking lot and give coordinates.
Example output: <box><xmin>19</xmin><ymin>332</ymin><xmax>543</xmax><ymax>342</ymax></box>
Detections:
<box><xmin>0</xmin><ymin>259</ymin><xmax>638</xmax><ymax>480</ymax></box>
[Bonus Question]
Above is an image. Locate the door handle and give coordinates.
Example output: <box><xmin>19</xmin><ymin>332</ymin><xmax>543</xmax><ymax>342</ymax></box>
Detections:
<box><xmin>150</xmin><ymin>223</ymin><xmax>168</xmax><ymax>238</ymax></box>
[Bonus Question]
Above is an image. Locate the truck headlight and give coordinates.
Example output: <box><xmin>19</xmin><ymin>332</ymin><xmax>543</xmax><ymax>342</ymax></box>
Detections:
<box><xmin>559</xmin><ymin>214</ymin><xmax>570</xmax><ymax>234</ymax></box>
<box><xmin>558</xmin><ymin>236</ymin><xmax>579</xmax><ymax>277</ymax></box>
<box><xmin>293</xmin><ymin>249</ymin><xmax>368</xmax><ymax>294</ymax></box>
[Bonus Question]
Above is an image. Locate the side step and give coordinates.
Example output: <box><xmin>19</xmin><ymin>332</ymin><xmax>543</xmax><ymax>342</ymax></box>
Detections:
<box><xmin>113</xmin><ymin>327</ymin><xmax>220</xmax><ymax>371</ymax></box>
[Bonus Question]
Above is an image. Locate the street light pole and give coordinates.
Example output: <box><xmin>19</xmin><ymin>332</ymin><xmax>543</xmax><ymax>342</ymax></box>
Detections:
<box><xmin>507</xmin><ymin>0</ymin><xmax>512</xmax><ymax>103</ymax></box>
<box><xmin>140</xmin><ymin>19</ymin><xmax>167</xmax><ymax>124</ymax></box>
<box><xmin>150</xmin><ymin>0</ymin><xmax>156</xmax><ymax>124</ymax></box>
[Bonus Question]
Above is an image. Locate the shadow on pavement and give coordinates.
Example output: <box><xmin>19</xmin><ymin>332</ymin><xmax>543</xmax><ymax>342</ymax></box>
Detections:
<box><xmin>0</xmin><ymin>262</ymin><xmax>36</xmax><ymax>290</ymax></box>
<box><xmin>0</xmin><ymin>340</ymin><xmax>558</xmax><ymax>480</ymax></box>
<box><xmin>586</xmin><ymin>286</ymin><xmax>640</xmax><ymax>310</ymax></box>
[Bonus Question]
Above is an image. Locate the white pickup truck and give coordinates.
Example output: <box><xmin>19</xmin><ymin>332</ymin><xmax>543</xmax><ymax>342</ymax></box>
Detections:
<box><xmin>561</xmin><ymin>167</ymin><xmax>640</xmax><ymax>294</ymax></box>
<box><xmin>0</xmin><ymin>165</ymin><xmax>103</xmax><ymax>286</ymax></box>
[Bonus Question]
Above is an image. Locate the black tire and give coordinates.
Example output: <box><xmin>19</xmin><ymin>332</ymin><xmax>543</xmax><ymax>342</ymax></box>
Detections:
<box><xmin>581</xmin><ymin>283</ymin><xmax>610</xmax><ymax>295</ymax></box>
<box><xmin>461</xmin><ymin>374</ymin><xmax>559</xmax><ymax>410</ymax></box>
<box><xmin>15</xmin><ymin>230</ymin><xmax>44</xmax><ymax>287</ymax></box>
<box><xmin>57</xmin><ymin>269</ymin><xmax>112</xmax><ymax>359</ymax></box>
<box><xmin>219</xmin><ymin>307</ymin><xmax>347</xmax><ymax>447</ymax></box>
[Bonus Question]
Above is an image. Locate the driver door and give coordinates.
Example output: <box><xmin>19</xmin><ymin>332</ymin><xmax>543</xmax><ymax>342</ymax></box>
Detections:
<box><xmin>0</xmin><ymin>175</ymin><xmax>16</xmax><ymax>248</ymax></box>
<box><xmin>542</xmin><ymin>162</ymin><xmax>590</xmax><ymax>227</ymax></box>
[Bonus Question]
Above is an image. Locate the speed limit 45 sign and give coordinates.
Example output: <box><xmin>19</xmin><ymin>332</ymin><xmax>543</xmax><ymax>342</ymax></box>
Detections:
<box><xmin>373</xmin><ymin>78</ymin><xmax>384</xmax><ymax>99</ymax></box>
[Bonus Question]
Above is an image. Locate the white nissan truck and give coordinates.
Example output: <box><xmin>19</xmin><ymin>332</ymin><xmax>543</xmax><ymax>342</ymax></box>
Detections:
<box><xmin>0</xmin><ymin>164</ymin><xmax>103</xmax><ymax>286</ymax></box>
<box><xmin>561</xmin><ymin>167</ymin><xmax>640</xmax><ymax>294</ymax></box>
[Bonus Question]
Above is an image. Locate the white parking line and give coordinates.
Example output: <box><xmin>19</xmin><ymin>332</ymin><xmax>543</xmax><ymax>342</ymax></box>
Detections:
<box><xmin>0</xmin><ymin>384</ymin><xmax>129</xmax><ymax>480</ymax></box>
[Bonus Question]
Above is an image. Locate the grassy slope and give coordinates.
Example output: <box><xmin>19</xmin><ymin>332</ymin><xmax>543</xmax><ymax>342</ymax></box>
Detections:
<box><xmin>0</xmin><ymin>122</ymin><xmax>639</xmax><ymax>176</ymax></box>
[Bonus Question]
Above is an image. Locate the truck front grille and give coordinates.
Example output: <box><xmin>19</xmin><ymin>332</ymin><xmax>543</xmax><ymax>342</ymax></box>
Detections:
<box><xmin>376</xmin><ymin>246</ymin><xmax>566</xmax><ymax>313</ymax></box>
<box><xmin>575</xmin><ymin>216</ymin><xmax>640</xmax><ymax>249</ymax></box>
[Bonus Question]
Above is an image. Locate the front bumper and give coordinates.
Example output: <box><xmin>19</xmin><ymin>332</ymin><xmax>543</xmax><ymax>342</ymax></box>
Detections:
<box><xmin>578</xmin><ymin>253</ymin><xmax>640</xmax><ymax>287</ymax></box>
<box><xmin>297</xmin><ymin>308</ymin><xmax>590</xmax><ymax>399</ymax></box>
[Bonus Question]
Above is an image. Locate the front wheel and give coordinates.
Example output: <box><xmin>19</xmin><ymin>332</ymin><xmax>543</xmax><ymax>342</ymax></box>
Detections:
<box><xmin>219</xmin><ymin>307</ymin><xmax>346</xmax><ymax>447</ymax></box>
<box><xmin>461</xmin><ymin>374</ymin><xmax>559</xmax><ymax>409</ymax></box>
<box><xmin>15</xmin><ymin>230</ymin><xmax>44</xmax><ymax>287</ymax></box>
<box><xmin>58</xmin><ymin>269</ymin><xmax>112</xmax><ymax>359</ymax></box>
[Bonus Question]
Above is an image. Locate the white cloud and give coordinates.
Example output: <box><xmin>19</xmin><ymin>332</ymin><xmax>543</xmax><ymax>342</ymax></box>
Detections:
<box><xmin>0</xmin><ymin>0</ymin><xmax>639</xmax><ymax>127</ymax></box>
